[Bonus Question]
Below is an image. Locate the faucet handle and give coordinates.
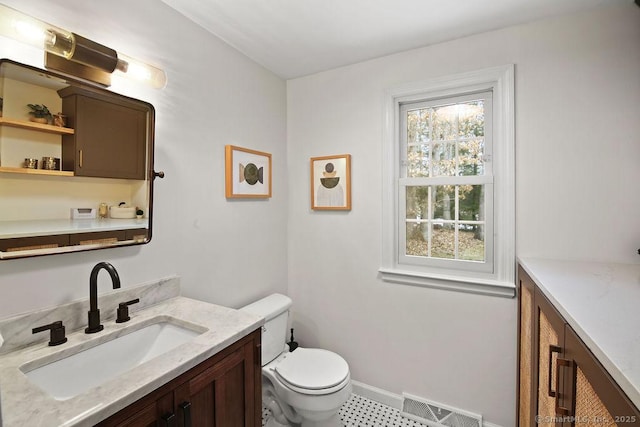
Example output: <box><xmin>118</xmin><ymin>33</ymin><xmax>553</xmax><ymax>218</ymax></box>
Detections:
<box><xmin>116</xmin><ymin>298</ymin><xmax>140</xmax><ymax>323</ymax></box>
<box><xmin>32</xmin><ymin>321</ymin><xmax>67</xmax><ymax>346</ymax></box>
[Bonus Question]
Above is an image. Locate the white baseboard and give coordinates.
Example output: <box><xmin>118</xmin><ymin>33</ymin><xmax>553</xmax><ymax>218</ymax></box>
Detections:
<box><xmin>350</xmin><ymin>380</ymin><xmax>504</xmax><ymax>427</ymax></box>
<box><xmin>351</xmin><ymin>380</ymin><xmax>403</xmax><ymax>409</ymax></box>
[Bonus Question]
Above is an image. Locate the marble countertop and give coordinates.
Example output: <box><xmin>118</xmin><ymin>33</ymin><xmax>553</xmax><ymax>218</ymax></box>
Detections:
<box><xmin>519</xmin><ymin>257</ymin><xmax>640</xmax><ymax>409</ymax></box>
<box><xmin>0</xmin><ymin>295</ymin><xmax>263</xmax><ymax>426</ymax></box>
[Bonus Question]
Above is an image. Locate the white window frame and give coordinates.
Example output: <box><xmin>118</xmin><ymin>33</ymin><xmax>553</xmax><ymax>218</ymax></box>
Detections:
<box><xmin>380</xmin><ymin>65</ymin><xmax>515</xmax><ymax>298</ymax></box>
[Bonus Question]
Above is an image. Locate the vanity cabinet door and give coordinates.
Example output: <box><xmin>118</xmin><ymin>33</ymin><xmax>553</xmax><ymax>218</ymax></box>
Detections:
<box><xmin>0</xmin><ymin>234</ymin><xmax>69</xmax><ymax>252</ymax></box>
<box><xmin>69</xmin><ymin>230</ymin><xmax>127</xmax><ymax>246</ymax></box>
<box><xmin>125</xmin><ymin>228</ymin><xmax>148</xmax><ymax>241</ymax></box>
<box><xmin>535</xmin><ymin>287</ymin><xmax>568</xmax><ymax>426</ymax></box>
<box><xmin>561</xmin><ymin>326</ymin><xmax>640</xmax><ymax>426</ymax></box>
<box><xmin>518</xmin><ymin>266</ymin><xmax>535</xmax><ymax>426</ymax></box>
<box><xmin>95</xmin><ymin>329</ymin><xmax>261</xmax><ymax>427</ymax></box>
<box><xmin>173</xmin><ymin>334</ymin><xmax>259</xmax><ymax>427</ymax></box>
<box><xmin>59</xmin><ymin>86</ymin><xmax>147</xmax><ymax>180</ymax></box>
<box><xmin>97</xmin><ymin>392</ymin><xmax>174</xmax><ymax>427</ymax></box>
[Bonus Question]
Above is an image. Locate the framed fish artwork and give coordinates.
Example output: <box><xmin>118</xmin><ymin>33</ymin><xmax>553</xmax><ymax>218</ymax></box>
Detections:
<box><xmin>225</xmin><ymin>145</ymin><xmax>272</xmax><ymax>198</ymax></box>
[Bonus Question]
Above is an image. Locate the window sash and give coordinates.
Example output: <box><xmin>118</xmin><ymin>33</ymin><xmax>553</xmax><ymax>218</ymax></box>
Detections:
<box><xmin>398</xmin><ymin>182</ymin><xmax>494</xmax><ymax>273</ymax></box>
<box><xmin>400</xmin><ymin>91</ymin><xmax>494</xmax><ymax>179</ymax></box>
<box><xmin>398</xmin><ymin>91</ymin><xmax>494</xmax><ymax>273</ymax></box>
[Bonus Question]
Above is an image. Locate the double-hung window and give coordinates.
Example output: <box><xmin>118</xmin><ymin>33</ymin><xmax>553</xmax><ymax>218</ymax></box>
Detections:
<box><xmin>380</xmin><ymin>66</ymin><xmax>515</xmax><ymax>297</ymax></box>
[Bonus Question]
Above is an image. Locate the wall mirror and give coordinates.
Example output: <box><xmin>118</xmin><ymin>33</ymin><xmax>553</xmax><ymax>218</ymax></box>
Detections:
<box><xmin>0</xmin><ymin>59</ymin><xmax>157</xmax><ymax>259</ymax></box>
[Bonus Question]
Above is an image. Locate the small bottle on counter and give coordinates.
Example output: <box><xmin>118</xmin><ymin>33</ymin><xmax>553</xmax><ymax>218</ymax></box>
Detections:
<box><xmin>98</xmin><ymin>203</ymin><xmax>108</xmax><ymax>219</ymax></box>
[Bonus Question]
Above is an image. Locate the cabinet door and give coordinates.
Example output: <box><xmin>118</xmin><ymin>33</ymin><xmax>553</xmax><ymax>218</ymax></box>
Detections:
<box><xmin>174</xmin><ymin>340</ymin><xmax>257</xmax><ymax>427</ymax></box>
<box><xmin>95</xmin><ymin>329</ymin><xmax>261</xmax><ymax>427</ymax></box>
<box><xmin>518</xmin><ymin>267</ymin><xmax>535</xmax><ymax>426</ymax></box>
<box><xmin>562</xmin><ymin>326</ymin><xmax>640</xmax><ymax>426</ymax></box>
<box><xmin>75</xmin><ymin>95</ymin><xmax>146</xmax><ymax>179</ymax></box>
<box><xmin>535</xmin><ymin>288</ymin><xmax>567</xmax><ymax>426</ymax></box>
<box><xmin>97</xmin><ymin>392</ymin><xmax>174</xmax><ymax>427</ymax></box>
<box><xmin>61</xmin><ymin>90</ymin><xmax>147</xmax><ymax>180</ymax></box>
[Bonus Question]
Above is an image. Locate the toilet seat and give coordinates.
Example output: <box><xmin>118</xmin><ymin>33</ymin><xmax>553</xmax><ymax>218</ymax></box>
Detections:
<box><xmin>274</xmin><ymin>348</ymin><xmax>350</xmax><ymax>395</ymax></box>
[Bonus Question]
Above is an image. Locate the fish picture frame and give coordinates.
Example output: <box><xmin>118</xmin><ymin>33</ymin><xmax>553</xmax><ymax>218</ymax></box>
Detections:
<box><xmin>225</xmin><ymin>145</ymin><xmax>272</xmax><ymax>198</ymax></box>
<box><xmin>310</xmin><ymin>154</ymin><xmax>351</xmax><ymax>210</ymax></box>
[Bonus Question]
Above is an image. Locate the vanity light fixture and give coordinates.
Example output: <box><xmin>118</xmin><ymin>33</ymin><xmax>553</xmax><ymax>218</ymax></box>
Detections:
<box><xmin>0</xmin><ymin>4</ymin><xmax>167</xmax><ymax>89</ymax></box>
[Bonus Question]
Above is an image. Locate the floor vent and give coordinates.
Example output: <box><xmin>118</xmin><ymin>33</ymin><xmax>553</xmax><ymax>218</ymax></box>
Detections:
<box><xmin>401</xmin><ymin>393</ymin><xmax>482</xmax><ymax>427</ymax></box>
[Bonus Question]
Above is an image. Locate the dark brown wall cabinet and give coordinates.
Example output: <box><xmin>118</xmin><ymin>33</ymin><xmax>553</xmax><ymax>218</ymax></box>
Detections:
<box><xmin>518</xmin><ymin>266</ymin><xmax>639</xmax><ymax>426</ymax></box>
<box><xmin>59</xmin><ymin>86</ymin><xmax>148</xmax><ymax>180</ymax></box>
<box><xmin>97</xmin><ymin>329</ymin><xmax>262</xmax><ymax>427</ymax></box>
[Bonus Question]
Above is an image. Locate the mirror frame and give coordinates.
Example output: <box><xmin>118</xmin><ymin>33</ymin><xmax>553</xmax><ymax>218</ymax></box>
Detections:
<box><xmin>0</xmin><ymin>59</ymin><xmax>156</xmax><ymax>259</ymax></box>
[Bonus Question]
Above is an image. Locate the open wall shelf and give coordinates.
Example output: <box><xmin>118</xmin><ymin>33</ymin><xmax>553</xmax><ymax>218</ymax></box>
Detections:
<box><xmin>0</xmin><ymin>117</ymin><xmax>75</xmax><ymax>135</ymax></box>
<box><xmin>0</xmin><ymin>166</ymin><xmax>74</xmax><ymax>176</ymax></box>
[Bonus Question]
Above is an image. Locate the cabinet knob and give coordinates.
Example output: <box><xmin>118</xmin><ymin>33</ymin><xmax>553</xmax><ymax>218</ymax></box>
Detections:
<box><xmin>153</xmin><ymin>170</ymin><xmax>165</xmax><ymax>179</ymax></box>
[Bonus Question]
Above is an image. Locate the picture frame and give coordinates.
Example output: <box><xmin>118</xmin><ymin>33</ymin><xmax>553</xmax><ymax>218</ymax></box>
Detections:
<box><xmin>310</xmin><ymin>154</ymin><xmax>351</xmax><ymax>210</ymax></box>
<box><xmin>225</xmin><ymin>145</ymin><xmax>272</xmax><ymax>198</ymax></box>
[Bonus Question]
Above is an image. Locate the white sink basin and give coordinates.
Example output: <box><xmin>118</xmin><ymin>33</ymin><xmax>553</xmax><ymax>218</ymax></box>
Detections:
<box><xmin>20</xmin><ymin>319</ymin><xmax>205</xmax><ymax>400</ymax></box>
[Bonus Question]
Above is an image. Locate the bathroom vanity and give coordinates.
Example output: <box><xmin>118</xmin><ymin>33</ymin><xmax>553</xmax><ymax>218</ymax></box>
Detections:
<box><xmin>0</xmin><ymin>278</ymin><xmax>263</xmax><ymax>426</ymax></box>
<box><xmin>97</xmin><ymin>329</ymin><xmax>261</xmax><ymax>427</ymax></box>
<box><xmin>517</xmin><ymin>259</ymin><xmax>640</xmax><ymax>426</ymax></box>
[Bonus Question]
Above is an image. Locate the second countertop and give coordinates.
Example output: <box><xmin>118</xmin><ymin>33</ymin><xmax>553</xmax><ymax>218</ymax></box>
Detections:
<box><xmin>519</xmin><ymin>257</ymin><xmax>640</xmax><ymax>410</ymax></box>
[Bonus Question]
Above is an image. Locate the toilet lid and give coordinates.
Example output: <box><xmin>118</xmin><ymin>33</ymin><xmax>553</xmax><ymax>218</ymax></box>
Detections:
<box><xmin>274</xmin><ymin>348</ymin><xmax>349</xmax><ymax>390</ymax></box>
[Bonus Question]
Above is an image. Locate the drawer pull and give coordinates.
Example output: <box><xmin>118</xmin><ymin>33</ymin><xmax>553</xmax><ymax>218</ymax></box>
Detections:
<box><xmin>180</xmin><ymin>401</ymin><xmax>192</xmax><ymax>427</ymax></box>
<box><xmin>548</xmin><ymin>345</ymin><xmax>562</xmax><ymax>397</ymax></box>
<box><xmin>161</xmin><ymin>412</ymin><xmax>176</xmax><ymax>427</ymax></box>
<box><xmin>555</xmin><ymin>357</ymin><xmax>573</xmax><ymax>416</ymax></box>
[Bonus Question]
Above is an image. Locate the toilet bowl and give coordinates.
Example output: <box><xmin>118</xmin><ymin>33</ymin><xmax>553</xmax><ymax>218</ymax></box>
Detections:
<box><xmin>241</xmin><ymin>294</ymin><xmax>351</xmax><ymax>427</ymax></box>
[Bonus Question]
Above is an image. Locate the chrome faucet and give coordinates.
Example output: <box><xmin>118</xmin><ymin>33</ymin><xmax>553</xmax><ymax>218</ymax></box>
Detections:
<box><xmin>85</xmin><ymin>262</ymin><xmax>121</xmax><ymax>333</ymax></box>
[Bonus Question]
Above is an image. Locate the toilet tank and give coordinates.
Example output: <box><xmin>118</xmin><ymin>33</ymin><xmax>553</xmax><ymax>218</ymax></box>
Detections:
<box><xmin>240</xmin><ymin>293</ymin><xmax>292</xmax><ymax>365</ymax></box>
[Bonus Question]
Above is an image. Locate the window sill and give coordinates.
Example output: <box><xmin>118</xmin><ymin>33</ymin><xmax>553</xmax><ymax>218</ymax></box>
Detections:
<box><xmin>378</xmin><ymin>267</ymin><xmax>516</xmax><ymax>298</ymax></box>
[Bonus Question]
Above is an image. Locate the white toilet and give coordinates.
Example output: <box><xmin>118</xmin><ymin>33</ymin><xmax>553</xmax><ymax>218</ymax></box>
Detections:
<box><xmin>241</xmin><ymin>294</ymin><xmax>352</xmax><ymax>427</ymax></box>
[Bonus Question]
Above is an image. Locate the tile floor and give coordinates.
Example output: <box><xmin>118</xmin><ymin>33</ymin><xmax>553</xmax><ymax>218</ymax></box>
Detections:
<box><xmin>262</xmin><ymin>393</ymin><xmax>429</xmax><ymax>427</ymax></box>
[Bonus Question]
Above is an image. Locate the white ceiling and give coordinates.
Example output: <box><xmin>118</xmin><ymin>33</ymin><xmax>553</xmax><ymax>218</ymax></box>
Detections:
<box><xmin>161</xmin><ymin>0</ymin><xmax>613</xmax><ymax>79</ymax></box>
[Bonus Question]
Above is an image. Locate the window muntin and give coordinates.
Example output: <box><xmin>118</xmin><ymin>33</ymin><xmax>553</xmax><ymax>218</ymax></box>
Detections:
<box><xmin>399</xmin><ymin>92</ymin><xmax>493</xmax><ymax>272</ymax></box>
<box><xmin>405</xmin><ymin>184</ymin><xmax>485</xmax><ymax>261</ymax></box>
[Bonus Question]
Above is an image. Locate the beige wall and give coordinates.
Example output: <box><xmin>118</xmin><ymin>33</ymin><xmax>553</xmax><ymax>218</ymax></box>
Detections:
<box><xmin>286</xmin><ymin>3</ymin><xmax>640</xmax><ymax>426</ymax></box>
<box><xmin>0</xmin><ymin>2</ymin><xmax>638</xmax><ymax>426</ymax></box>
<box><xmin>0</xmin><ymin>0</ymin><xmax>288</xmax><ymax>315</ymax></box>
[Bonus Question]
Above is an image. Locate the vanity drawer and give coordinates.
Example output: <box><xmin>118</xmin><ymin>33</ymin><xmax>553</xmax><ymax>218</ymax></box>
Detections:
<box><xmin>125</xmin><ymin>228</ymin><xmax>148</xmax><ymax>241</ymax></box>
<box><xmin>0</xmin><ymin>235</ymin><xmax>70</xmax><ymax>252</ymax></box>
<box><xmin>70</xmin><ymin>230</ymin><xmax>127</xmax><ymax>245</ymax></box>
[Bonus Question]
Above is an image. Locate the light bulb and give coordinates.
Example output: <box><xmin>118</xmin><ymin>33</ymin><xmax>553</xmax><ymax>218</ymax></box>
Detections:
<box><xmin>0</xmin><ymin>4</ymin><xmax>74</xmax><ymax>59</ymax></box>
<box><xmin>0</xmin><ymin>4</ymin><xmax>167</xmax><ymax>89</ymax></box>
<box><xmin>115</xmin><ymin>54</ymin><xmax>167</xmax><ymax>89</ymax></box>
